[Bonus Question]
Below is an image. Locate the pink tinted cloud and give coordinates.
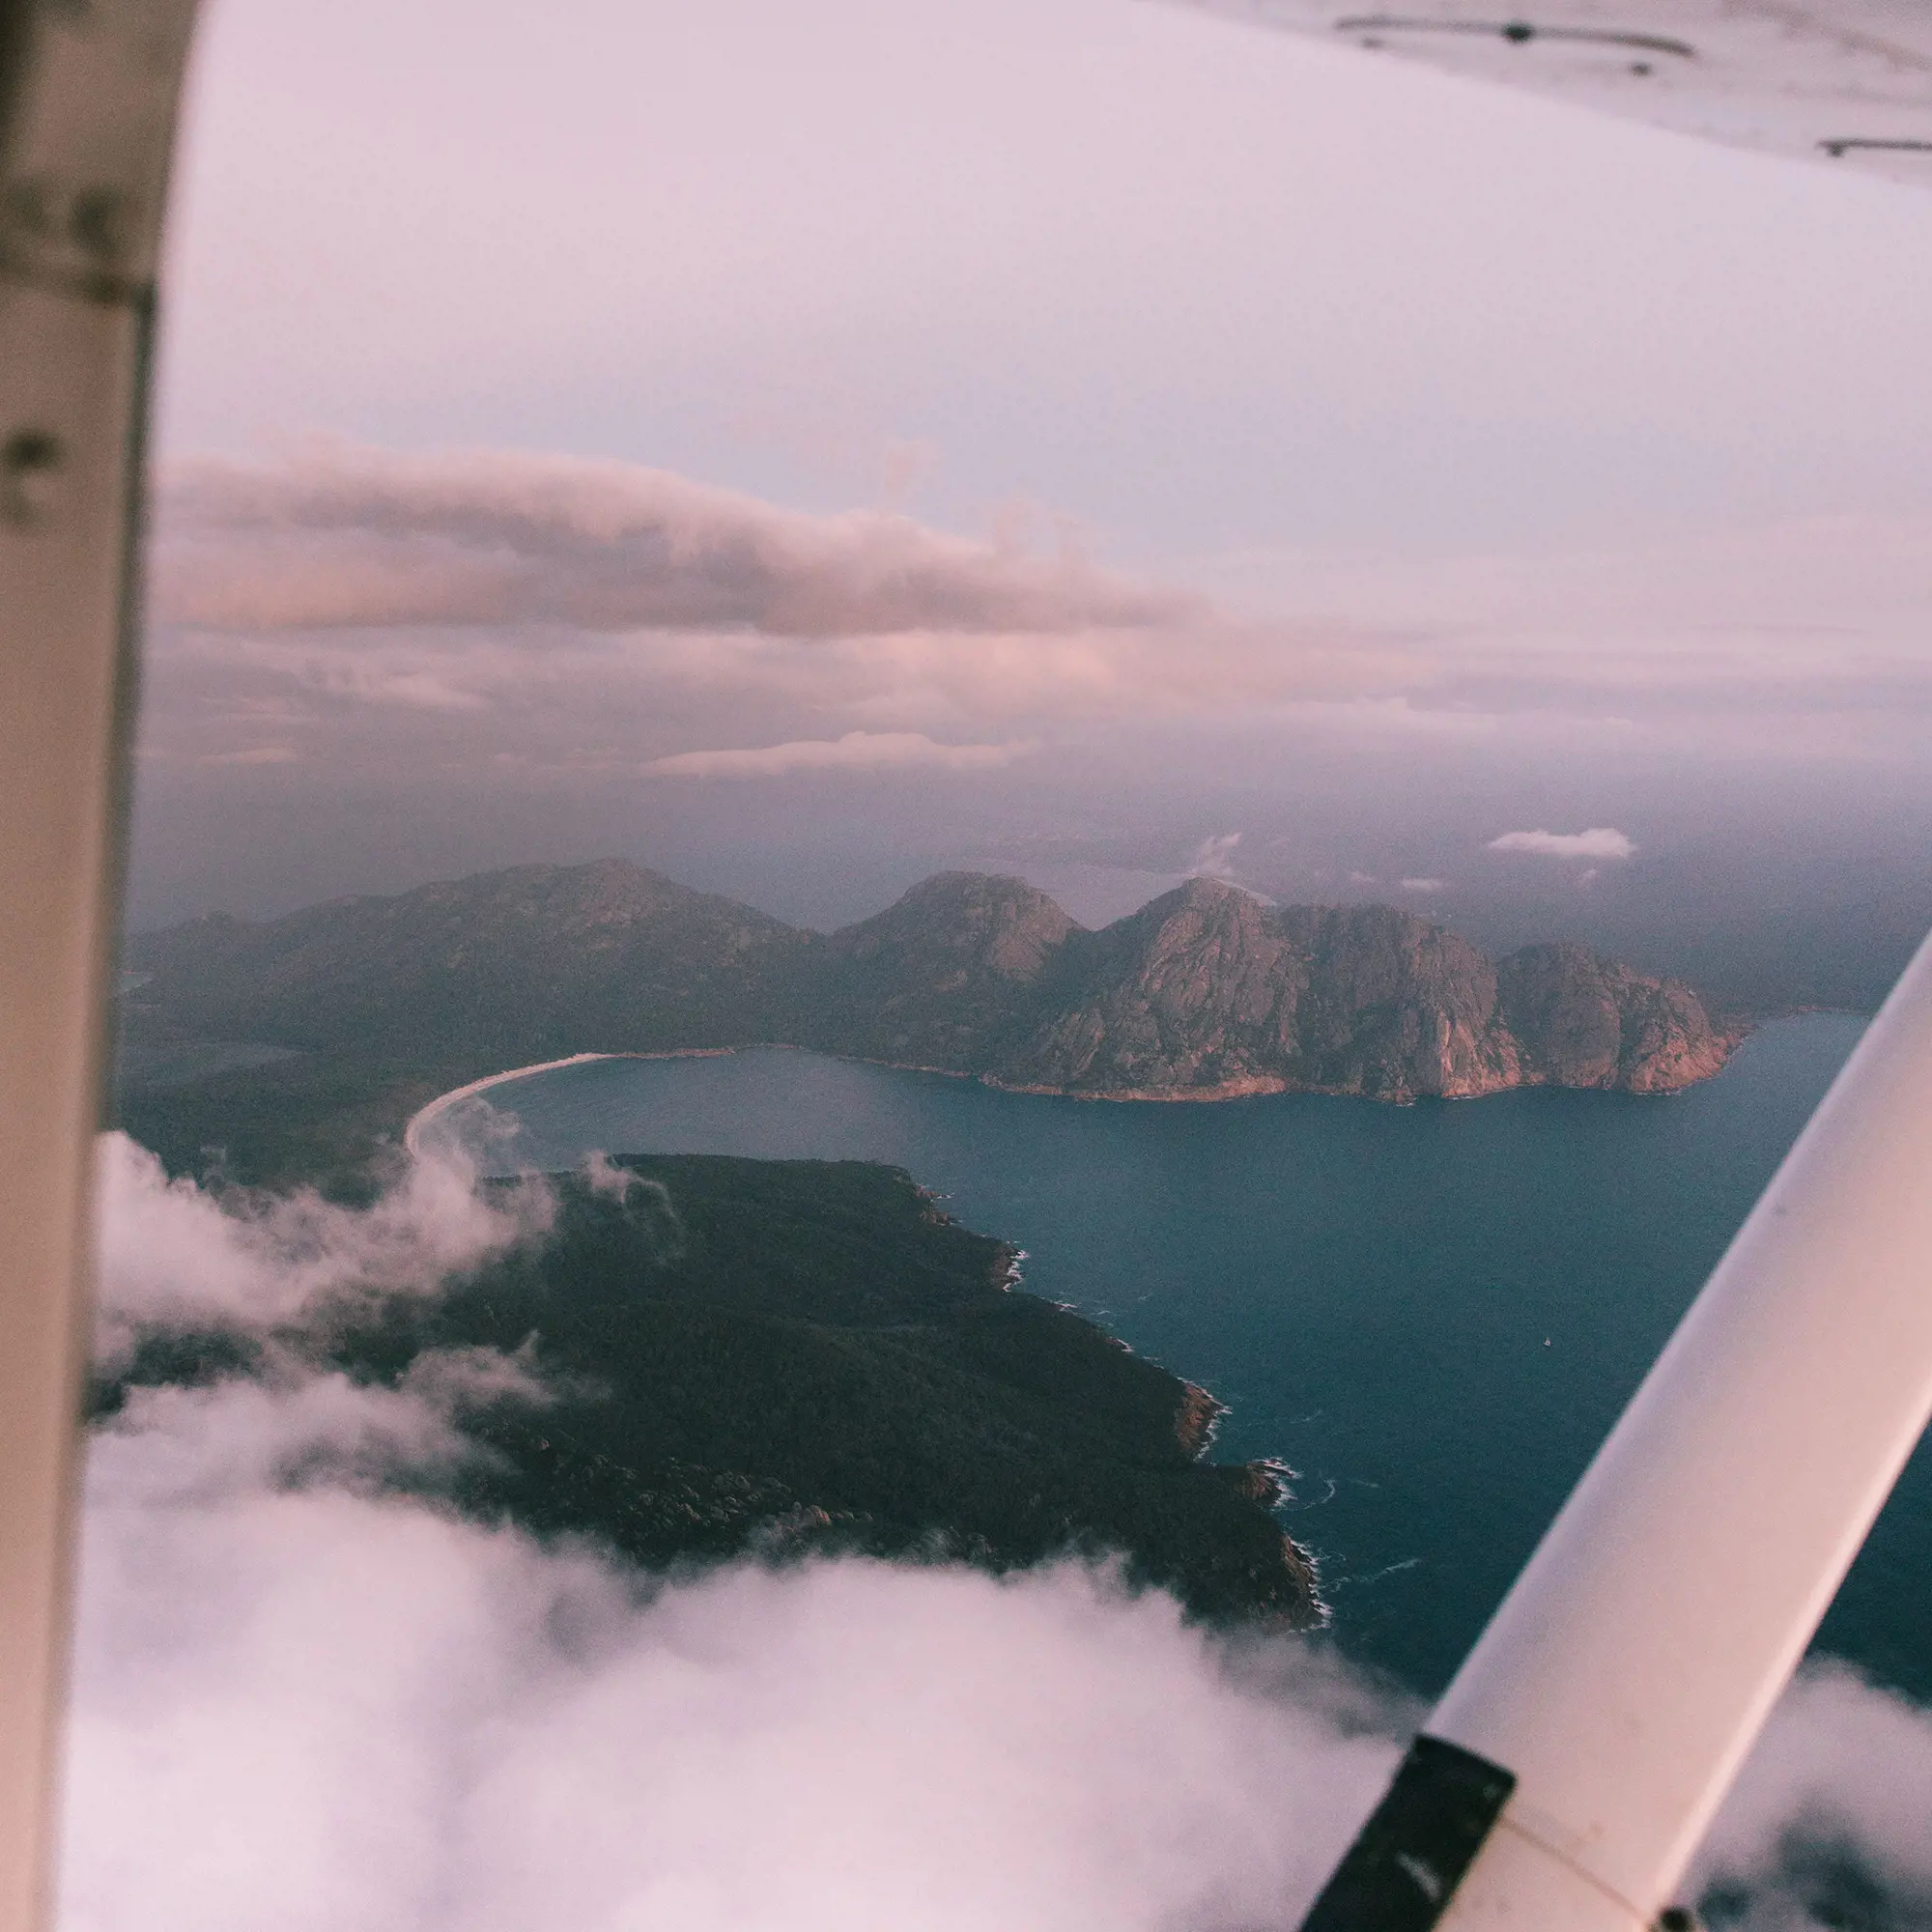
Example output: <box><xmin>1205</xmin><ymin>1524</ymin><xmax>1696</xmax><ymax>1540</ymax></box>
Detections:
<box><xmin>642</xmin><ymin>730</ymin><xmax>1034</xmax><ymax>779</ymax></box>
<box><xmin>156</xmin><ymin>446</ymin><xmax>1199</xmax><ymax>639</ymax></box>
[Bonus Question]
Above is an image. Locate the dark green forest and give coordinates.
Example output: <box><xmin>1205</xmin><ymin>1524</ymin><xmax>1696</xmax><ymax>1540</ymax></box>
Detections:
<box><xmin>99</xmin><ymin>1156</ymin><xmax>1318</xmax><ymax>1625</ymax></box>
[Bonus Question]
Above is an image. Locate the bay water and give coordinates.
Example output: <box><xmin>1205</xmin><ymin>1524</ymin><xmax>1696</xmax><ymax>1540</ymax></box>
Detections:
<box><xmin>434</xmin><ymin>1014</ymin><xmax>1930</xmax><ymax>1699</ymax></box>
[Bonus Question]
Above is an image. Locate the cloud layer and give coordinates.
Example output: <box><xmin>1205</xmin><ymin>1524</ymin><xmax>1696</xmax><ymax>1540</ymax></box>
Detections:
<box><xmin>137</xmin><ymin>446</ymin><xmax>1409</xmax><ymax>815</ymax></box>
<box><xmin>91</xmin><ymin>1132</ymin><xmax>552</xmax><ymax>1370</ymax></box>
<box><xmin>157</xmin><ymin>447</ymin><xmax>1195</xmax><ymax>639</ymax></box>
<box><xmin>72</xmin><ymin>1135</ymin><xmax>1406</xmax><ymax>1932</ymax></box>
<box><xmin>642</xmin><ymin>730</ymin><xmax>1033</xmax><ymax>779</ymax></box>
<box><xmin>1692</xmin><ymin>1662</ymin><xmax>1932</xmax><ymax>1924</ymax></box>
<box><xmin>145</xmin><ymin>448</ymin><xmax>1932</xmax><ymax>771</ymax></box>
<box><xmin>130</xmin><ymin>443</ymin><xmax>1932</xmax><ymax>948</ymax></box>
<box><xmin>1488</xmin><ymin>827</ymin><xmax>1636</xmax><ymax>861</ymax></box>
<box><xmin>68</xmin><ymin>1406</ymin><xmax>1402</xmax><ymax>1932</ymax></box>
<box><xmin>64</xmin><ymin>1133</ymin><xmax>1932</xmax><ymax>1930</ymax></box>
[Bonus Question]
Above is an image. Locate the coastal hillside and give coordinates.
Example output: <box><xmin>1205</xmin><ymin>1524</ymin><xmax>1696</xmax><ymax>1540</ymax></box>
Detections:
<box><xmin>128</xmin><ymin>859</ymin><xmax>802</xmax><ymax>1064</ymax></box>
<box><xmin>127</xmin><ymin>859</ymin><xmax>1733</xmax><ymax>1106</ymax></box>
<box><xmin>95</xmin><ymin>1155</ymin><xmax>1319</xmax><ymax>1626</ymax></box>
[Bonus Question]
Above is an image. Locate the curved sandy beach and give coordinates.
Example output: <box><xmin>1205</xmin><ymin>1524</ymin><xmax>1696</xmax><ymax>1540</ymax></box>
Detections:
<box><xmin>403</xmin><ymin>1053</ymin><xmax>613</xmax><ymax>1159</ymax></box>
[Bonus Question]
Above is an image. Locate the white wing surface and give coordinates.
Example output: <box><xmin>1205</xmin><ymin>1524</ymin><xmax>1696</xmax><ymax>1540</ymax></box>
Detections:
<box><xmin>1178</xmin><ymin>0</ymin><xmax>1932</xmax><ymax>185</ymax></box>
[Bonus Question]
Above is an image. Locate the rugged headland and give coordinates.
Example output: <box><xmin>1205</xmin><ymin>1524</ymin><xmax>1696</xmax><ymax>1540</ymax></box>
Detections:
<box><xmin>811</xmin><ymin>870</ymin><xmax>1733</xmax><ymax>1102</ymax></box>
<box><xmin>96</xmin><ymin>1155</ymin><xmax>1320</xmax><ymax>1627</ymax></box>
<box><xmin>123</xmin><ymin>860</ymin><xmax>1733</xmax><ymax>1182</ymax></box>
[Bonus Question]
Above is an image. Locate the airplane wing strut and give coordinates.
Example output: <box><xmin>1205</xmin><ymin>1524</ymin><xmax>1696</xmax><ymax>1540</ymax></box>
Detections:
<box><xmin>1299</xmin><ymin>927</ymin><xmax>1932</xmax><ymax>1926</ymax></box>
<box><xmin>0</xmin><ymin>6</ymin><xmax>198</xmax><ymax>1930</ymax></box>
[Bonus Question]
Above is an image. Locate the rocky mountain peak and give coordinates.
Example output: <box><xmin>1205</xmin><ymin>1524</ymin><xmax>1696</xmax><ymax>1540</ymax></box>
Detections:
<box><xmin>1137</xmin><ymin>875</ymin><xmax>1268</xmax><ymax>922</ymax></box>
<box><xmin>831</xmin><ymin>871</ymin><xmax>1079</xmax><ymax>982</ymax></box>
<box><xmin>1496</xmin><ymin>940</ymin><xmax>1730</xmax><ymax>1093</ymax></box>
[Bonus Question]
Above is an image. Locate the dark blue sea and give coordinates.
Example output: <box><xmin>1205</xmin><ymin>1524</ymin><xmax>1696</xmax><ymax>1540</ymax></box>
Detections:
<box><xmin>435</xmin><ymin>1014</ymin><xmax>1931</xmax><ymax>1701</ymax></box>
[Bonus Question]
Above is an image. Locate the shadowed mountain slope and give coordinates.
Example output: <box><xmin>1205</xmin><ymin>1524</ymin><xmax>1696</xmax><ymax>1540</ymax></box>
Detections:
<box><xmin>128</xmin><ymin>859</ymin><xmax>805</xmax><ymax>1065</ymax></box>
<box><xmin>795</xmin><ymin>870</ymin><xmax>1080</xmax><ymax>1070</ymax></box>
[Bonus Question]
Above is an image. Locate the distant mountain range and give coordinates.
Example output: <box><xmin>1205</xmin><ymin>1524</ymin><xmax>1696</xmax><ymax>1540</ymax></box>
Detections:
<box><xmin>128</xmin><ymin>859</ymin><xmax>1735</xmax><ymax>1106</ymax></box>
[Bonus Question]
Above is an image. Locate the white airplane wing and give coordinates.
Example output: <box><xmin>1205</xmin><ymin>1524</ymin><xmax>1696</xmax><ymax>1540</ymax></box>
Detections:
<box><xmin>1176</xmin><ymin>0</ymin><xmax>1932</xmax><ymax>185</ymax></box>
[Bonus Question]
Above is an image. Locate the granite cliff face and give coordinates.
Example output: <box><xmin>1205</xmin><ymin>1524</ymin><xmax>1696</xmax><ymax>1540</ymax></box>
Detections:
<box><xmin>126</xmin><ymin>862</ymin><xmax>1734</xmax><ymax>1108</ymax></box>
<box><xmin>1496</xmin><ymin>942</ymin><xmax>1734</xmax><ymax>1094</ymax></box>
<box><xmin>812</xmin><ymin>873</ymin><xmax>1729</xmax><ymax>1101</ymax></box>
<box><xmin>1005</xmin><ymin>885</ymin><xmax>1521</xmax><ymax>1099</ymax></box>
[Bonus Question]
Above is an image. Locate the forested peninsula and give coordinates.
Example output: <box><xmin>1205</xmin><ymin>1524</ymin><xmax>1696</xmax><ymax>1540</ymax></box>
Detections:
<box><xmin>97</xmin><ymin>1154</ymin><xmax>1321</xmax><ymax>1627</ymax></box>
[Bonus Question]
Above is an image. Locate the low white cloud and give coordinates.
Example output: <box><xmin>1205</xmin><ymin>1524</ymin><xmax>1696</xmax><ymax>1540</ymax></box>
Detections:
<box><xmin>91</xmin><ymin>1354</ymin><xmax>548</xmax><ymax>1514</ymax></box>
<box><xmin>90</xmin><ymin>1131</ymin><xmax>552</xmax><ymax>1369</ymax></box>
<box><xmin>1690</xmin><ymin>1662</ymin><xmax>1932</xmax><ymax>1925</ymax></box>
<box><xmin>1186</xmin><ymin>832</ymin><xmax>1242</xmax><ymax>880</ymax></box>
<box><xmin>68</xmin><ymin>1141</ymin><xmax>1932</xmax><ymax>1930</ymax></box>
<box><xmin>65</xmin><ymin>1364</ymin><xmax>1408</xmax><ymax>1932</ymax></box>
<box><xmin>1487</xmin><ymin>827</ymin><xmax>1636</xmax><ymax>861</ymax></box>
<box><xmin>1399</xmin><ymin>877</ymin><xmax>1447</xmax><ymax>894</ymax></box>
<box><xmin>642</xmin><ymin>731</ymin><xmax>1033</xmax><ymax>780</ymax></box>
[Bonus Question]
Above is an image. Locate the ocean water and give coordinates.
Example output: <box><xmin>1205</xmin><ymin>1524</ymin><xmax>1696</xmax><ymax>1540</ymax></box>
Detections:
<box><xmin>434</xmin><ymin>1014</ymin><xmax>1932</xmax><ymax>1700</ymax></box>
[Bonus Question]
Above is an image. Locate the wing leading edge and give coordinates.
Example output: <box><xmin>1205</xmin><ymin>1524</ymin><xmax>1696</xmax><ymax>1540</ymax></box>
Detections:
<box><xmin>1175</xmin><ymin>0</ymin><xmax>1932</xmax><ymax>185</ymax></box>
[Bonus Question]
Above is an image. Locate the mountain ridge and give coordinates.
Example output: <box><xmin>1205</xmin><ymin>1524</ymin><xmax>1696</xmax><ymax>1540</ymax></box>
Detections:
<box><xmin>124</xmin><ymin>859</ymin><xmax>1736</xmax><ymax>1118</ymax></box>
